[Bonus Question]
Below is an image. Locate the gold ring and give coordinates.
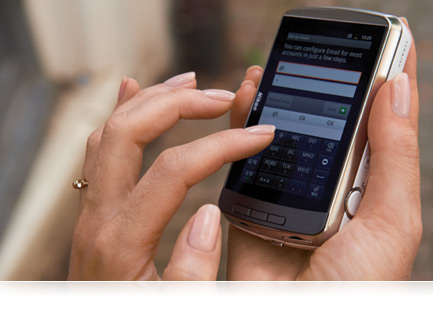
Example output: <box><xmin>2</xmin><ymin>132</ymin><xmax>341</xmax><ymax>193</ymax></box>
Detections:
<box><xmin>72</xmin><ymin>179</ymin><xmax>89</xmax><ymax>189</ymax></box>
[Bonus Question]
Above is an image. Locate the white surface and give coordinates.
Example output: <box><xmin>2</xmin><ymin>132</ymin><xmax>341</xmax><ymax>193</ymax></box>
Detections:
<box><xmin>0</xmin><ymin>74</ymin><xmax>120</xmax><ymax>279</ymax></box>
<box><xmin>24</xmin><ymin>0</ymin><xmax>172</xmax><ymax>82</ymax></box>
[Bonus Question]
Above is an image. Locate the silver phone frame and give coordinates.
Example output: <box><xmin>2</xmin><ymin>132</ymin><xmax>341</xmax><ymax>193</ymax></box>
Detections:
<box><xmin>219</xmin><ymin>7</ymin><xmax>410</xmax><ymax>249</ymax></box>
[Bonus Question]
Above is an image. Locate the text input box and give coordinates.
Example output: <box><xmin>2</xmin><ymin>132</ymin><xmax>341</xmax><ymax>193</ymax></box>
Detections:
<box><xmin>277</xmin><ymin>62</ymin><xmax>361</xmax><ymax>84</ymax></box>
<box><xmin>272</xmin><ymin>74</ymin><xmax>357</xmax><ymax>98</ymax></box>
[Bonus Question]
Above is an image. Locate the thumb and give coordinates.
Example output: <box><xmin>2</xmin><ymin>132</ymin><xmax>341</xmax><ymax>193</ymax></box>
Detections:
<box><xmin>359</xmin><ymin>72</ymin><xmax>421</xmax><ymax>242</ymax></box>
<box><xmin>163</xmin><ymin>204</ymin><xmax>222</xmax><ymax>281</ymax></box>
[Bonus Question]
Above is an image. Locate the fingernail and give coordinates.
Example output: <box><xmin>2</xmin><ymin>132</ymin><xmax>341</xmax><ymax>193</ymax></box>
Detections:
<box><xmin>240</xmin><ymin>80</ymin><xmax>256</xmax><ymax>88</ymax></box>
<box><xmin>117</xmin><ymin>76</ymin><xmax>128</xmax><ymax>102</ymax></box>
<box><xmin>188</xmin><ymin>204</ymin><xmax>220</xmax><ymax>252</ymax></box>
<box><xmin>202</xmin><ymin>89</ymin><xmax>236</xmax><ymax>101</ymax></box>
<box><xmin>163</xmin><ymin>71</ymin><xmax>196</xmax><ymax>87</ymax></box>
<box><xmin>245</xmin><ymin>124</ymin><xmax>276</xmax><ymax>135</ymax></box>
<box><xmin>392</xmin><ymin>73</ymin><xmax>411</xmax><ymax>118</ymax></box>
<box><xmin>246</xmin><ymin>65</ymin><xmax>264</xmax><ymax>75</ymax></box>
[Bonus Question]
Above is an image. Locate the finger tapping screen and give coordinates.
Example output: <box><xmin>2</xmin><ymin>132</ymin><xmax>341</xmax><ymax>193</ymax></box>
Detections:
<box><xmin>225</xmin><ymin>16</ymin><xmax>386</xmax><ymax>212</ymax></box>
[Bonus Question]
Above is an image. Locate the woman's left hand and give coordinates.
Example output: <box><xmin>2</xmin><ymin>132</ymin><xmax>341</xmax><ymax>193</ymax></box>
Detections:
<box><xmin>68</xmin><ymin>72</ymin><xmax>275</xmax><ymax>280</ymax></box>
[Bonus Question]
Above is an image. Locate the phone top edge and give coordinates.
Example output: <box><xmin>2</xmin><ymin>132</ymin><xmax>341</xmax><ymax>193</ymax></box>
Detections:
<box><xmin>284</xmin><ymin>7</ymin><xmax>398</xmax><ymax>27</ymax></box>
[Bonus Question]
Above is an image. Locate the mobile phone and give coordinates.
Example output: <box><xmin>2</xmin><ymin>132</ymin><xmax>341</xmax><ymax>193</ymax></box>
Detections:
<box><xmin>219</xmin><ymin>7</ymin><xmax>411</xmax><ymax>249</ymax></box>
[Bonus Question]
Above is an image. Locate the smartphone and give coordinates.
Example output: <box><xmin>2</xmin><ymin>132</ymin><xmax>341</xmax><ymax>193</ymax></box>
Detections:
<box><xmin>219</xmin><ymin>7</ymin><xmax>411</xmax><ymax>249</ymax></box>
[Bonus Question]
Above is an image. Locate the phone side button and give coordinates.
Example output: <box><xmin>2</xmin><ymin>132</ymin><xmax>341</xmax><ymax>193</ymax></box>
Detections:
<box><xmin>250</xmin><ymin>209</ymin><xmax>268</xmax><ymax>221</ymax></box>
<box><xmin>233</xmin><ymin>204</ymin><xmax>251</xmax><ymax>216</ymax></box>
<box><xmin>344</xmin><ymin>187</ymin><xmax>363</xmax><ymax>219</ymax></box>
<box><xmin>267</xmin><ymin>214</ymin><xmax>286</xmax><ymax>225</ymax></box>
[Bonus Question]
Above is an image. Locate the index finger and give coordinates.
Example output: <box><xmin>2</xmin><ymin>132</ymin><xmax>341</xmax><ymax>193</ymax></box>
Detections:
<box><xmin>84</xmin><ymin>87</ymin><xmax>236</xmax><ymax>221</ymax></box>
<box><xmin>114</xmin><ymin>125</ymin><xmax>275</xmax><ymax>250</ymax></box>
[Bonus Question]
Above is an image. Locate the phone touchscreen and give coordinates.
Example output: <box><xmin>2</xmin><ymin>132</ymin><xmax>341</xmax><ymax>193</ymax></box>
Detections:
<box><xmin>224</xmin><ymin>16</ymin><xmax>387</xmax><ymax>213</ymax></box>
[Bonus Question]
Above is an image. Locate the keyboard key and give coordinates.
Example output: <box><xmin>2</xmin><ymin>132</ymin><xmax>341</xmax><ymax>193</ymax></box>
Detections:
<box><xmin>264</xmin><ymin>144</ymin><xmax>283</xmax><ymax>159</ymax></box>
<box><xmin>281</xmin><ymin>147</ymin><xmax>298</xmax><ymax>163</ymax></box>
<box><xmin>311</xmin><ymin>169</ymin><xmax>330</xmax><ymax>185</ymax></box>
<box><xmin>244</xmin><ymin>156</ymin><xmax>261</xmax><ymax>170</ymax></box>
<box><xmin>287</xmin><ymin>179</ymin><xmax>307</xmax><ymax>196</ymax></box>
<box><xmin>306</xmin><ymin>183</ymin><xmax>325</xmax><ymax>200</ymax></box>
<box><xmin>277</xmin><ymin>161</ymin><xmax>295</xmax><ymax>177</ymax></box>
<box><xmin>255</xmin><ymin>172</ymin><xmax>274</xmax><ymax>188</ymax></box>
<box><xmin>260</xmin><ymin>158</ymin><xmax>278</xmax><ymax>173</ymax></box>
<box><xmin>274</xmin><ymin>130</ymin><xmax>289</xmax><ymax>145</ymax></box>
<box><xmin>271</xmin><ymin>176</ymin><xmax>290</xmax><ymax>191</ymax></box>
<box><xmin>293</xmin><ymin>165</ymin><xmax>313</xmax><ymax>181</ymax></box>
<box><xmin>286</xmin><ymin>133</ymin><xmax>304</xmax><ymax>148</ymax></box>
<box><xmin>240</xmin><ymin>169</ymin><xmax>256</xmax><ymax>184</ymax></box>
<box><xmin>301</xmin><ymin>136</ymin><xmax>322</xmax><ymax>152</ymax></box>
<box><xmin>321</xmin><ymin>140</ymin><xmax>339</xmax><ymax>156</ymax></box>
<box><xmin>298</xmin><ymin>150</ymin><xmax>317</xmax><ymax>166</ymax></box>
<box><xmin>317</xmin><ymin>154</ymin><xmax>334</xmax><ymax>170</ymax></box>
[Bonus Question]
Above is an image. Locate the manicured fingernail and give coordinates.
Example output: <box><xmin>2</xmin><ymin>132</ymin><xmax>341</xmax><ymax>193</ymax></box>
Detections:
<box><xmin>202</xmin><ymin>89</ymin><xmax>236</xmax><ymax>101</ymax></box>
<box><xmin>240</xmin><ymin>80</ymin><xmax>256</xmax><ymax>88</ymax></box>
<box><xmin>117</xmin><ymin>76</ymin><xmax>128</xmax><ymax>102</ymax></box>
<box><xmin>245</xmin><ymin>125</ymin><xmax>276</xmax><ymax>135</ymax></box>
<box><xmin>188</xmin><ymin>204</ymin><xmax>220</xmax><ymax>252</ymax></box>
<box><xmin>246</xmin><ymin>65</ymin><xmax>264</xmax><ymax>75</ymax></box>
<box><xmin>392</xmin><ymin>73</ymin><xmax>411</xmax><ymax>118</ymax></box>
<box><xmin>163</xmin><ymin>71</ymin><xmax>196</xmax><ymax>87</ymax></box>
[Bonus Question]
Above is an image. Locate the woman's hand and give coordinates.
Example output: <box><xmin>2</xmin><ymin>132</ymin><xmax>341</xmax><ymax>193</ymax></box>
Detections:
<box><xmin>227</xmin><ymin>23</ymin><xmax>422</xmax><ymax>280</ymax></box>
<box><xmin>68</xmin><ymin>72</ymin><xmax>275</xmax><ymax>280</ymax></box>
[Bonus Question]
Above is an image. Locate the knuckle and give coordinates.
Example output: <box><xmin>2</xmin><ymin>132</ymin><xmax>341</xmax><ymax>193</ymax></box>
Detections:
<box><xmin>164</xmin><ymin>85</ymin><xmax>184</xmax><ymax>95</ymax></box>
<box><xmin>102</xmin><ymin>112</ymin><xmax>129</xmax><ymax>138</ymax></box>
<box><xmin>86</xmin><ymin>128</ymin><xmax>102</xmax><ymax>152</ymax></box>
<box><xmin>208</xmin><ymin>130</ymin><xmax>236</xmax><ymax>166</ymax></box>
<box><xmin>153</xmin><ymin>147</ymin><xmax>183</xmax><ymax>176</ymax></box>
<box><xmin>167</xmin><ymin>87</ymin><xmax>193</xmax><ymax>113</ymax></box>
<box><xmin>136</xmin><ymin>83</ymin><xmax>167</xmax><ymax>99</ymax></box>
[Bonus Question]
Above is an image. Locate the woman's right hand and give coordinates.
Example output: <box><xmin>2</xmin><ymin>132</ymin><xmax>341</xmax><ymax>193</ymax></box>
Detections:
<box><xmin>227</xmin><ymin>21</ymin><xmax>422</xmax><ymax>280</ymax></box>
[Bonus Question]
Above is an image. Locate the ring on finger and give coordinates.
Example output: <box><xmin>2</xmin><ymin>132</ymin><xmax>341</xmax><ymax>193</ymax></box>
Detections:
<box><xmin>72</xmin><ymin>178</ymin><xmax>89</xmax><ymax>189</ymax></box>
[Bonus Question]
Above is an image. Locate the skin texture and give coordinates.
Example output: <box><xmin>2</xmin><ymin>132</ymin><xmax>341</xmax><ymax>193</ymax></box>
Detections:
<box><xmin>69</xmin><ymin>22</ymin><xmax>421</xmax><ymax>281</ymax></box>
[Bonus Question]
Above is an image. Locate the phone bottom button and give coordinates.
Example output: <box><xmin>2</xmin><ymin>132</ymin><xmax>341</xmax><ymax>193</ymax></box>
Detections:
<box><xmin>250</xmin><ymin>209</ymin><xmax>268</xmax><ymax>221</ymax></box>
<box><xmin>267</xmin><ymin>214</ymin><xmax>285</xmax><ymax>225</ymax></box>
<box><xmin>233</xmin><ymin>204</ymin><xmax>251</xmax><ymax>216</ymax></box>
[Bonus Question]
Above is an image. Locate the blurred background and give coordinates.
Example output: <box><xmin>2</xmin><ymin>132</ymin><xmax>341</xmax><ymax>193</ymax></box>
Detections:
<box><xmin>0</xmin><ymin>0</ymin><xmax>431</xmax><ymax>281</ymax></box>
